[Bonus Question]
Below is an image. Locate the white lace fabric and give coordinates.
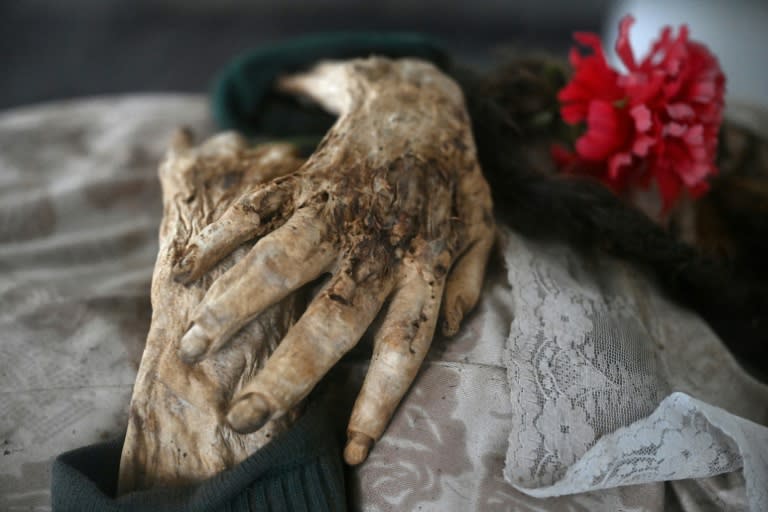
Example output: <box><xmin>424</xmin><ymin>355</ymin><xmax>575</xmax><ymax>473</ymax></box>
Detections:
<box><xmin>501</xmin><ymin>227</ymin><xmax>768</xmax><ymax>510</ymax></box>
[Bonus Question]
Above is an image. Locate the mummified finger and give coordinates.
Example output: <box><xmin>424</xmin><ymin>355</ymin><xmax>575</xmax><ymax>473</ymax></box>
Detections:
<box><xmin>163</xmin><ymin>131</ymin><xmax>254</xmax><ymax>199</ymax></box>
<box><xmin>173</xmin><ymin>179</ymin><xmax>296</xmax><ymax>284</ymax></box>
<box><xmin>344</xmin><ymin>264</ymin><xmax>444</xmax><ymax>465</ymax></box>
<box><xmin>225</xmin><ymin>269</ymin><xmax>396</xmax><ymax>434</ymax></box>
<box><xmin>119</xmin><ymin>132</ymin><xmax>308</xmax><ymax>492</ymax></box>
<box><xmin>441</xmin><ymin>227</ymin><xmax>496</xmax><ymax>336</ymax></box>
<box><xmin>178</xmin><ymin>207</ymin><xmax>335</xmax><ymax>363</ymax></box>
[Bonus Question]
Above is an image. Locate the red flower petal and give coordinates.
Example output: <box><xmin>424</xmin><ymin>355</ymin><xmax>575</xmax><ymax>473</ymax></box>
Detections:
<box><xmin>665</xmin><ymin>122</ymin><xmax>687</xmax><ymax>137</ymax></box>
<box><xmin>684</xmin><ymin>124</ymin><xmax>704</xmax><ymax>145</ymax></box>
<box><xmin>666</xmin><ymin>103</ymin><xmax>695</xmax><ymax>120</ymax></box>
<box><xmin>655</xmin><ymin>164</ymin><xmax>683</xmax><ymax>211</ymax></box>
<box><xmin>632</xmin><ymin>135</ymin><xmax>656</xmax><ymax>156</ymax></box>
<box><xmin>609</xmin><ymin>152</ymin><xmax>633</xmax><ymax>180</ymax></box>
<box><xmin>575</xmin><ymin>100</ymin><xmax>629</xmax><ymax>161</ymax></box>
<box><xmin>574</xmin><ymin>32</ymin><xmax>607</xmax><ymax>59</ymax></box>
<box><xmin>615</xmin><ymin>15</ymin><xmax>638</xmax><ymax>71</ymax></box>
<box><xmin>689</xmin><ymin>180</ymin><xmax>710</xmax><ymax>198</ymax></box>
<box><xmin>551</xmin><ymin>144</ymin><xmax>577</xmax><ymax>168</ymax></box>
<box><xmin>689</xmin><ymin>81</ymin><xmax>717</xmax><ymax>101</ymax></box>
<box><xmin>630</xmin><ymin>104</ymin><xmax>653</xmax><ymax>132</ymax></box>
<box><xmin>553</xmin><ymin>15</ymin><xmax>725</xmax><ymax>213</ymax></box>
<box><xmin>561</xmin><ymin>104</ymin><xmax>586</xmax><ymax>124</ymax></box>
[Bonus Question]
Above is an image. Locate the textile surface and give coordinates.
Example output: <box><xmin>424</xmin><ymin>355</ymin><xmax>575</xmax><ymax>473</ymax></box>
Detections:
<box><xmin>1</xmin><ymin>95</ymin><xmax>767</xmax><ymax>511</ymax></box>
<box><xmin>50</xmin><ymin>397</ymin><xmax>346</xmax><ymax>512</ymax></box>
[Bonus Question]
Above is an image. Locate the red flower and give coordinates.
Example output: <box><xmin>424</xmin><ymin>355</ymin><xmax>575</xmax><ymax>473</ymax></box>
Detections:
<box><xmin>555</xmin><ymin>15</ymin><xmax>725</xmax><ymax>211</ymax></box>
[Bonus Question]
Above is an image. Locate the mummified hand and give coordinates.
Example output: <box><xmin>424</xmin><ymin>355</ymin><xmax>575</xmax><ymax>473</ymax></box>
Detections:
<box><xmin>173</xmin><ymin>57</ymin><xmax>494</xmax><ymax>465</ymax></box>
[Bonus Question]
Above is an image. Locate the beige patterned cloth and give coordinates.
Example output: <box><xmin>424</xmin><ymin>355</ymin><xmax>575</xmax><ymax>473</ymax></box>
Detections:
<box><xmin>1</xmin><ymin>95</ymin><xmax>767</xmax><ymax>511</ymax></box>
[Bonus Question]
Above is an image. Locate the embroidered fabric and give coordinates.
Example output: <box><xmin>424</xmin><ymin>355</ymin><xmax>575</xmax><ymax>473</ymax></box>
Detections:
<box><xmin>501</xmin><ymin>227</ymin><xmax>768</xmax><ymax>510</ymax></box>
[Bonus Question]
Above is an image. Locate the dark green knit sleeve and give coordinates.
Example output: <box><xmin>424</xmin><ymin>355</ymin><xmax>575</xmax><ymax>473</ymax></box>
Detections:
<box><xmin>51</xmin><ymin>399</ymin><xmax>346</xmax><ymax>512</ymax></box>
<box><xmin>211</xmin><ymin>31</ymin><xmax>449</xmax><ymax>137</ymax></box>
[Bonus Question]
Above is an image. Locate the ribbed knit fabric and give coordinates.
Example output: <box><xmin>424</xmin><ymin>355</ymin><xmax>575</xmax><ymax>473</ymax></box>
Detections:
<box><xmin>51</xmin><ymin>399</ymin><xmax>346</xmax><ymax>512</ymax></box>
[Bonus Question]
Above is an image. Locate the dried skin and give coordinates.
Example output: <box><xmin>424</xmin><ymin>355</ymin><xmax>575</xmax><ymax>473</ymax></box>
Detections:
<box><xmin>117</xmin><ymin>131</ymin><xmax>305</xmax><ymax>493</ymax></box>
<box><xmin>174</xmin><ymin>57</ymin><xmax>495</xmax><ymax>465</ymax></box>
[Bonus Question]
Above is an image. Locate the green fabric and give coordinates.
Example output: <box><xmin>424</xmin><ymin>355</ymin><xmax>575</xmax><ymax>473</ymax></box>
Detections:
<box><xmin>51</xmin><ymin>399</ymin><xmax>345</xmax><ymax>512</ymax></box>
<box><xmin>212</xmin><ymin>31</ymin><xmax>450</xmax><ymax>137</ymax></box>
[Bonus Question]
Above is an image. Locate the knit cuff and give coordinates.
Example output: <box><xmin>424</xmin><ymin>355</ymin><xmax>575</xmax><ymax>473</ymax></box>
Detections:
<box><xmin>51</xmin><ymin>399</ymin><xmax>346</xmax><ymax>512</ymax></box>
<box><xmin>211</xmin><ymin>31</ymin><xmax>449</xmax><ymax>137</ymax></box>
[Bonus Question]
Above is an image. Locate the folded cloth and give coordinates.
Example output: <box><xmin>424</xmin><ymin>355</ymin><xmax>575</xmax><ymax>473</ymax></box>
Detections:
<box><xmin>51</xmin><ymin>398</ymin><xmax>346</xmax><ymax>512</ymax></box>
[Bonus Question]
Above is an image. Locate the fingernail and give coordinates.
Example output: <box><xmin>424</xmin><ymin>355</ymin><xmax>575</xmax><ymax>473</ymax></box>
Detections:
<box><xmin>442</xmin><ymin>317</ymin><xmax>459</xmax><ymax>337</ymax></box>
<box><xmin>442</xmin><ymin>302</ymin><xmax>464</xmax><ymax>337</ymax></box>
<box><xmin>173</xmin><ymin>247</ymin><xmax>198</xmax><ymax>283</ymax></box>
<box><xmin>344</xmin><ymin>432</ymin><xmax>374</xmax><ymax>465</ymax></box>
<box><xmin>179</xmin><ymin>324</ymin><xmax>209</xmax><ymax>363</ymax></box>
<box><xmin>227</xmin><ymin>392</ymin><xmax>272</xmax><ymax>433</ymax></box>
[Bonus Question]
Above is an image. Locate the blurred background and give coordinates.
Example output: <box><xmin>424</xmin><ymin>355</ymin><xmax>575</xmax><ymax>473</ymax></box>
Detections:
<box><xmin>1</xmin><ymin>0</ymin><xmax>766</xmax><ymax>110</ymax></box>
<box><xmin>0</xmin><ymin>0</ymin><xmax>608</xmax><ymax>109</ymax></box>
